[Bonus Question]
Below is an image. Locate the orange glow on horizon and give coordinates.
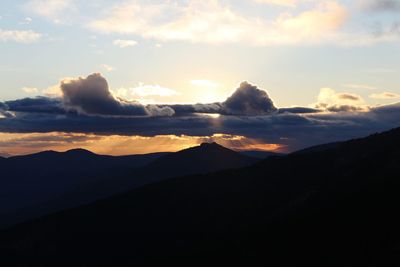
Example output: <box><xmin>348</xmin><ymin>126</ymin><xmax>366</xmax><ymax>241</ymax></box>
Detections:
<box><xmin>0</xmin><ymin>132</ymin><xmax>284</xmax><ymax>157</ymax></box>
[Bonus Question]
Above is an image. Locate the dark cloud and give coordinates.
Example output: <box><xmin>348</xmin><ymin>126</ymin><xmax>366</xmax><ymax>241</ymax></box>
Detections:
<box><xmin>166</xmin><ymin>82</ymin><xmax>277</xmax><ymax>116</ymax></box>
<box><xmin>0</xmin><ymin>102</ymin><xmax>14</xmax><ymax>118</ymax></box>
<box><xmin>145</xmin><ymin>105</ymin><xmax>176</xmax><ymax>117</ymax></box>
<box><xmin>337</xmin><ymin>93</ymin><xmax>362</xmax><ymax>101</ymax></box>
<box><xmin>162</xmin><ymin>103</ymin><xmax>222</xmax><ymax>116</ymax></box>
<box><xmin>325</xmin><ymin>105</ymin><xmax>366</xmax><ymax>113</ymax></box>
<box><xmin>365</xmin><ymin>0</ymin><xmax>400</xmax><ymax>12</ymax></box>
<box><xmin>61</xmin><ymin>73</ymin><xmax>149</xmax><ymax>116</ymax></box>
<box><xmin>5</xmin><ymin>97</ymin><xmax>65</xmax><ymax>114</ymax></box>
<box><xmin>279</xmin><ymin>107</ymin><xmax>321</xmax><ymax>114</ymax></box>
<box><xmin>315</xmin><ymin>103</ymin><xmax>366</xmax><ymax>113</ymax></box>
<box><xmin>7</xmin><ymin>76</ymin><xmax>278</xmax><ymax>118</ymax></box>
<box><xmin>1</xmin><ymin>103</ymin><xmax>400</xmax><ymax>151</ymax></box>
<box><xmin>1</xmin><ymin>75</ymin><xmax>400</xmax><ymax>152</ymax></box>
<box><xmin>220</xmin><ymin>81</ymin><xmax>277</xmax><ymax>115</ymax></box>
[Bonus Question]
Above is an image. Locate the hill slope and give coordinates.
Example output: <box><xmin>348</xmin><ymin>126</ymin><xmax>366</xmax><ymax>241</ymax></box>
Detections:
<box><xmin>2</xmin><ymin>128</ymin><xmax>400</xmax><ymax>266</ymax></box>
<box><xmin>0</xmin><ymin>149</ymin><xmax>168</xmax><ymax>226</ymax></box>
<box><xmin>142</xmin><ymin>142</ymin><xmax>258</xmax><ymax>178</ymax></box>
<box><xmin>0</xmin><ymin>144</ymin><xmax>258</xmax><ymax>228</ymax></box>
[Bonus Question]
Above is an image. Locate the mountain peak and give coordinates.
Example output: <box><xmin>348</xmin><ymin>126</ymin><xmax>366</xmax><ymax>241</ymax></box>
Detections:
<box><xmin>65</xmin><ymin>148</ymin><xmax>96</xmax><ymax>155</ymax></box>
<box><xmin>199</xmin><ymin>142</ymin><xmax>222</xmax><ymax>148</ymax></box>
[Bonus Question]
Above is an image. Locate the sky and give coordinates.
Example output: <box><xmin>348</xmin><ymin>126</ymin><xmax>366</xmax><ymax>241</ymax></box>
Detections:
<box><xmin>0</xmin><ymin>0</ymin><xmax>400</xmax><ymax>156</ymax></box>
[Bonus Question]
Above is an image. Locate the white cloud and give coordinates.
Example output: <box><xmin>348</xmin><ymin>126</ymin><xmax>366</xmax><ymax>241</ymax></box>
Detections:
<box><xmin>276</xmin><ymin>1</ymin><xmax>348</xmax><ymax>39</ymax></box>
<box><xmin>22</xmin><ymin>87</ymin><xmax>39</xmax><ymax>94</ymax></box>
<box><xmin>88</xmin><ymin>0</ymin><xmax>349</xmax><ymax>46</ymax></box>
<box><xmin>113</xmin><ymin>83</ymin><xmax>179</xmax><ymax>104</ymax></box>
<box><xmin>100</xmin><ymin>64</ymin><xmax>114</xmax><ymax>72</ymax></box>
<box><xmin>318</xmin><ymin>88</ymin><xmax>364</xmax><ymax>104</ymax></box>
<box><xmin>130</xmin><ymin>84</ymin><xmax>179</xmax><ymax>97</ymax></box>
<box><xmin>19</xmin><ymin>17</ymin><xmax>33</xmax><ymax>25</ymax></box>
<box><xmin>314</xmin><ymin>88</ymin><xmax>368</xmax><ymax>112</ymax></box>
<box><xmin>113</xmin><ymin>39</ymin><xmax>138</xmax><ymax>48</ymax></box>
<box><xmin>254</xmin><ymin>0</ymin><xmax>298</xmax><ymax>7</ymax></box>
<box><xmin>0</xmin><ymin>29</ymin><xmax>41</xmax><ymax>43</ymax></box>
<box><xmin>370</xmin><ymin>92</ymin><xmax>400</xmax><ymax>99</ymax></box>
<box><xmin>24</xmin><ymin>0</ymin><xmax>74</xmax><ymax>23</ymax></box>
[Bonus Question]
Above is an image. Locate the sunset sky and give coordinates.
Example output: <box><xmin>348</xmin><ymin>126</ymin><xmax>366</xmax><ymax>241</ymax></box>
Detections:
<box><xmin>1</xmin><ymin>0</ymin><xmax>400</xmax><ymax>156</ymax></box>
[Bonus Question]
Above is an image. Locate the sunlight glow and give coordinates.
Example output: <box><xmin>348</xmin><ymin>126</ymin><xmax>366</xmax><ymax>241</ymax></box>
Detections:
<box><xmin>0</xmin><ymin>132</ymin><xmax>283</xmax><ymax>156</ymax></box>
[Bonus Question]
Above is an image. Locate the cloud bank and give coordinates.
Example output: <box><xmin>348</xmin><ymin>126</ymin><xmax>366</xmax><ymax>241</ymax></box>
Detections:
<box><xmin>1</xmin><ymin>73</ymin><xmax>400</xmax><ymax>152</ymax></box>
<box><xmin>88</xmin><ymin>0</ymin><xmax>349</xmax><ymax>46</ymax></box>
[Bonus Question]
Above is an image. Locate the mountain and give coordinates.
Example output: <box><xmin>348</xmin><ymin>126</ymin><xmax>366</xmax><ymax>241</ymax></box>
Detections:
<box><xmin>9</xmin><ymin>148</ymin><xmax>169</xmax><ymax>169</ymax></box>
<box><xmin>2</xmin><ymin>128</ymin><xmax>400</xmax><ymax>266</ymax></box>
<box><xmin>0</xmin><ymin>144</ymin><xmax>258</xmax><ymax>228</ymax></box>
<box><xmin>142</xmin><ymin>142</ymin><xmax>258</xmax><ymax>178</ymax></box>
<box><xmin>238</xmin><ymin>150</ymin><xmax>282</xmax><ymax>159</ymax></box>
<box><xmin>0</xmin><ymin>149</ymin><xmax>169</xmax><ymax>226</ymax></box>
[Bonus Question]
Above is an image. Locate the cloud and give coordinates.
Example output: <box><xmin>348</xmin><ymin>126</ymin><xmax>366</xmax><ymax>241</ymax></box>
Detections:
<box><xmin>19</xmin><ymin>17</ymin><xmax>33</xmax><ymax>25</ymax></box>
<box><xmin>128</xmin><ymin>84</ymin><xmax>179</xmax><ymax>98</ymax></box>
<box><xmin>165</xmin><ymin>81</ymin><xmax>278</xmax><ymax>116</ymax></box>
<box><xmin>60</xmin><ymin>73</ymin><xmax>149</xmax><ymax>116</ymax></box>
<box><xmin>22</xmin><ymin>87</ymin><xmax>39</xmax><ymax>94</ymax></box>
<box><xmin>114</xmin><ymin>84</ymin><xmax>180</xmax><ymax>104</ymax></box>
<box><xmin>2</xmin><ymin>77</ymin><xmax>400</xmax><ymax>152</ymax></box>
<box><xmin>165</xmin><ymin>103</ymin><xmax>223</xmax><ymax>116</ymax></box>
<box><xmin>220</xmin><ymin>82</ymin><xmax>277</xmax><ymax>115</ymax></box>
<box><xmin>361</xmin><ymin>0</ymin><xmax>400</xmax><ymax>12</ymax></box>
<box><xmin>88</xmin><ymin>0</ymin><xmax>348</xmax><ymax>46</ymax></box>
<box><xmin>279</xmin><ymin>107</ymin><xmax>321</xmax><ymax>114</ymax></box>
<box><xmin>113</xmin><ymin>39</ymin><xmax>138</xmax><ymax>48</ymax></box>
<box><xmin>254</xmin><ymin>0</ymin><xmax>298</xmax><ymax>7</ymax></box>
<box><xmin>24</xmin><ymin>0</ymin><xmax>74</xmax><ymax>23</ymax></box>
<box><xmin>337</xmin><ymin>93</ymin><xmax>362</xmax><ymax>101</ymax></box>
<box><xmin>100</xmin><ymin>64</ymin><xmax>114</xmax><ymax>72</ymax></box>
<box><xmin>0</xmin><ymin>102</ymin><xmax>14</xmax><ymax>118</ymax></box>
<box><xmin>5</xmin><ymin>74</ymin><xmax>277</xmax><ymax>117</ymax></box>
<box><xmin>5</xmin><ymin>97</ymin><xmax>65</xmax><ymax>114</ymax></box>
<box><xmin>323</xmin><ymin>104</ymin><xmax>366</xmax><ymax>113</ymax></box>
<box><xmin>2</xmin><ymin>102</ymin><xmax>400</xmax><ymax>152</ymax></box>
<box><xmin>315</xmin><ymin>88</ymin><xmax>367</xmax><ymax>112</ymax></box>
<box><xmin>0</xmin><ymin>29</ymin><xmax>41</xmax><ymax>43</ymax></box>
<box><xmin>276</xmin><ymin>1</ymin><xmax>348</xmax><ymax>40</ymax></box>
<box><xmin>50</xmin><ymin>74</ymin><xmax>277</xmax><ymax>116</ymax></box>
<box><xmin>370</xmin><ymin>92</ymin><xmax>400</xmax><ymax>99</ymax></box>
<box><xmin>145</xmin><ymin>105</ymin><xmax>176</xmax><ymax>117</ymax></box>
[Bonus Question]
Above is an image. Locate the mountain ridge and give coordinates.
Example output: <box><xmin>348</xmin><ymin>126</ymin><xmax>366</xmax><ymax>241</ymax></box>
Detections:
<box><xmin>0</xmin><ymin>142</ymin><xmax>261</xmax><ymax>228</ymax></box>
<box><xmin>2</xmin><ymin>127</ymin><xmax>399</xmax><ymax>266</ymax></box>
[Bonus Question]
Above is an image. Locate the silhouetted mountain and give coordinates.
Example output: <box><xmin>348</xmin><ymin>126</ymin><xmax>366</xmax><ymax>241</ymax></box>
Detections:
<box><xmin>143</xmin><ymin>142</ymin><xmax>257</xmax><ymax>178</ymax></box>
<box><xmin>239</xmin><ymin>150</ymin><xmax>282</xmax><ymax>159</ymax></box>
<box><xmin>0</xmin><ymin>149</ymin><xmax>169</xmax><ymax>226</ymax></box>
<box><xmin>9</xmin><ymin>148</ymin><xmax>168</xmax><ymax>169</ymax></box>
<box><xmin>0</xmin><ymin>144</ymin><xmax>259</xmax><ymax>228</ymax></box>
<box><xmin>2</xmin><ymin>128</ymin><xmax>400</xmax><ymax>266</ymax></box>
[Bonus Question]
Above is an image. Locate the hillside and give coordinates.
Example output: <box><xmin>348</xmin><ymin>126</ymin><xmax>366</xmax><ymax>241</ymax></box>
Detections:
<box><xmin>142</xmin><ymin>142</ymin><xmax>258</xmax><ymax>178</ymax></box>
<box><xmin>0</xmin><ymin>144</ymin><xmax>258</xmax><ymax>228</ymax></box>
<box><xmin>1</xmin><ymin>128</ymin><xmax>400</xmax><ymax>266</ymax></box>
